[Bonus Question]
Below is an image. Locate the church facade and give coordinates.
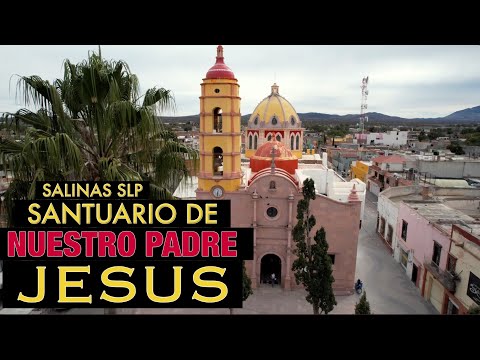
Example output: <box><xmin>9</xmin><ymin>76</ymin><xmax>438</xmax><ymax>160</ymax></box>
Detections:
<box><xmin>194</xmin><ymin>46</ymin><xmax>363</xmax><ymax>294</ymax></box>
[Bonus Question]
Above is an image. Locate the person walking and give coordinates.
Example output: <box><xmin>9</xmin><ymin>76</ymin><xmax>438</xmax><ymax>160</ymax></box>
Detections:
<box><xmin>271</xmin><ymin>273</ymin><xmax>276</xmax><ymax>287</ymax></box>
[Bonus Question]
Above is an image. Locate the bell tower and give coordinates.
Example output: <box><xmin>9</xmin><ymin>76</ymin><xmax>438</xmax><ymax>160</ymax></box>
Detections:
<box><xmin>198</xmin><ymin>45</ymin><xmax>242</xmax><ymax>194</ymax></box>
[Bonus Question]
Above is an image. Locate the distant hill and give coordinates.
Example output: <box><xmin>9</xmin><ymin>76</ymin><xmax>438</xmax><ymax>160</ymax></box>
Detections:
<box><xmin>444</xmin><ymin>105</ymin><xmax>480</xmax><ymax>121</ymax></box>
<box><xmin>158</xmin><ymin>106</ymin><xmax>480</xmax><ymax>125</ymax></box>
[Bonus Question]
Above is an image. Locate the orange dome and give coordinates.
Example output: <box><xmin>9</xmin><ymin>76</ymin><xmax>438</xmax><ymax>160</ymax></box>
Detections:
<box><xmin>250</xmin><ymin>140</ymin><xmax>298</xmax><ymax>174</ymax></box>
<box><xmin>254</xmin><ymin>141</ymin><xmax>294</xmax><ymax>159</ymax></box>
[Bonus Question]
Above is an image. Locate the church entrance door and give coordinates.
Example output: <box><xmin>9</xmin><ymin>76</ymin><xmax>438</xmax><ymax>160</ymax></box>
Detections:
<box><xmin>260</xmin><ymin>254</ymin><xmax>281</xmax><ymax>286</ymax></box>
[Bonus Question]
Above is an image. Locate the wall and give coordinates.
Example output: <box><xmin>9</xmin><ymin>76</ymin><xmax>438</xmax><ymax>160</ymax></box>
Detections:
<box><xmin>368</xmin><ymin>180</ymin><xmax>381</xmax><ymax>196</ymax></box>
<box><xmin>377</xmin><ymin>192</ymin><xmax>399</xmax><ymax>255</ymax></box>
<box><xmin>417</xmin><ymin>160</ymin><xmax>480</xmax><ymax>178</ymax></box>
<box><xmin>351</xmin><ymin>161</ymin><xmax>370</xmax><ymax>183</ymax></box>
<box><xmin>450</xmin><ymin>228</ymin><xmax>480</xmax><ymax>310</ymax></box>
<box><xmin>396</xmin><ymin>203</ymin><xmax>451</xmax><ymax>289</ymax></box>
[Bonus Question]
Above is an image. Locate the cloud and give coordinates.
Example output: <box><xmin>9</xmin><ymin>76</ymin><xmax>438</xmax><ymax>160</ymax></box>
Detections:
<box><xmin>0</xmin><ymin>45</ymin><xmax>479</xmax><ymax>118</ymax></box>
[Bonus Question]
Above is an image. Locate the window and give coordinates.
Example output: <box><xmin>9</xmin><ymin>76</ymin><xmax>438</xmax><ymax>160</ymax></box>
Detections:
<box><xmin>401</xmin><ymin>220</ymin><xmax>408</xmax><ymax>241</ymax></box>
<box><xmin>328</xmin><ymin>254</ymin><xmax>335</xmax><ymax>265</ymax></box>
<box><xmin>447</xmin><ymin>254</ymin><xmax>457</xmax><ymax>274</ymax></box>
<box><xmin>213</xmin><ymin>108</ymin><xmax>222</xmax><ymax>133</ymax></box>
<box><xmin>296</xmin><ymin>135</ymin><xmax>300</xmax><ymax>150</ymax></box>
<box><xmin>291</xmin><ymin>136</ymin><xmax>294</xmax><ymax>149</ymax></box>
<box><xmin>213</xmin><ymin>147</ymin><xmax>223</xmax><ymax>176</ymax></box>
<box><xmin>379</xmin><ymin>217</ymin><xmax>386</xmax><ymax>237</ymax></box>
<box><xmin>276</xmin><ymin>134</ymin><xmax>281</xmax><ymax>142</ymax></box>
<box><xmin>400</xmin><ymin>248</ymin><xmax>408</xmax><ymax>268</ymax></box>
<box><xmin>271</xmin><ymin>117</ymin><xmax>278</xmax><ymax>125</ymax></box>
<box><xmin>387</xmin><ymin>224</ymin><xmax>393</xmax><ymax>245</ymax></box>
<box><xmin>254</xmin><ymin>116</ymin><xmax>258</xmax><ymax>125</ymax></box>
<box><xmin>248</xmin><ymin>135</ymin><xmax>252</xmax><ymax>149</ymax></box>
<box><xmin>267</xmin><ymin>134</ymin><xmax>272</xmax><ymax>141</ymax></box>
<box><xmin>291</xmin><ymin>117</ymin><xmax>296</xmax><ymax>126</ymax></box>
<box><xmin>432</xmin><ymin>241</ymin><xmax>442</xmax><ymax>266</ymax></box>
<box><xmin>266</xmin><ymin>207</ymin><xmax>278</xmax><ymax>218</ymax></box>
<box><xmin>214</xmin><ymin>88</ymin><xmax>220</xmax><ymax>93</ymax></box>
<box><xmin>447</xmin><ymin>298</ymin><xmax>459</xmax><ymax>315</ymax></box>
<box><xmin>269</xmin><ymin>181</ymin><xmax>276</xmax><ymax>189</ymax></box>
<box><xmin>254</xmin><ymin>134</ymin><xmax>258</xmax><ymax>149</ymax></box>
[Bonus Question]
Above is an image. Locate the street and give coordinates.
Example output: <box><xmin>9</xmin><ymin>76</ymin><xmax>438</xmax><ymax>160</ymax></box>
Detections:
<box><xmin>51</xmin><ymin>191</ymin><xmax>436</xmax><ymax>315</ymax></box>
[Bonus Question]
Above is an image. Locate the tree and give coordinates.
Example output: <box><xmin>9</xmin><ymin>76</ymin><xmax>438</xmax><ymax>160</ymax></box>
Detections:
<box><xmin>0</xmin><ymin>49</ymin><xmax>198</xmax><ymax>315</ymax></box>
<box><xmin>230</xmin><ymin>261</ymin><xmax>253</xmax><ymax>315</ymax></box>
<box><xmin>0</xmin><ymin>48</ymin><xmax>198</xmax><ymax>226</ymax></box>
<box><xmin>467</xmin><ymin>305</ymin><xmax>480</xmax><ymax>314</ymax></box>
<box><xmin>291</xmin><ymin>178</ymin><xmax>337</xmax><ymax>315</ymax></box>
<box><xmin>417</xmin><ymin>130</ymin><xmax>427</xmax><ymax>142</ymax></box>
<box><xmin>355</xmin><ymin>291</ymin><xmax>371</xmax><ymax>314</ymax></box>
<box><xmin>447</xmin><ymin>141</ymin><xmax>465</xmax><ymax>155</ymax></box>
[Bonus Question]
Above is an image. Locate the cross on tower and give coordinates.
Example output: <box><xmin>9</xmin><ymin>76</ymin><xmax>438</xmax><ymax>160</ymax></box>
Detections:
<box><xmin>271</xmin><ymin>145</ymin><xmax>277</xmax><ymax>173</ymax></box>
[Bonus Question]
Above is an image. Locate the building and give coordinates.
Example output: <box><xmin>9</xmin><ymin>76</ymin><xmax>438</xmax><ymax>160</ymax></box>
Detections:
<box><xmin>367</xmin><ymin>155</ymin><xmax>411</xmax><ymax>195</ymax></box>
<box><xmin>351</xmin><ymin>160</ymin><xmax>372</xmax><ymax>183</ymax></box>
<box><xmin>448</xmin><ymin>224</ymin><xmax>480</xmax><ymax>314</ymax></box>
<box><xmin>354</xmin><ymin>130</ymin><xmax>408</xmax><ymax>148</ymax></box>
<box><xmin>176</xmin><ymin>46</ymin><xmax>365</xmax><ymax>294</ymax></box>
<box><xmin>378</xmin><ymin>184</ymin><xmax>480</xmax><ymax>312</ymax></box>
<box><xmin>244</xmin><ymin>83</ymin><xmax>304</xmax><ymax>159</ymax></box>
<box><xmin>378</xmin><ymin>185</ymin><xmax>480</xmax><ymax>289</ymax></box>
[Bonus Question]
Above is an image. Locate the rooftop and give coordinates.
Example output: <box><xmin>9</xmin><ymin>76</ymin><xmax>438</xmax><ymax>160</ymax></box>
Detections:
<box><xmin>404</xmin><ymin>200</ymin><xmax>480</xmax><ymax>234</ymax></box>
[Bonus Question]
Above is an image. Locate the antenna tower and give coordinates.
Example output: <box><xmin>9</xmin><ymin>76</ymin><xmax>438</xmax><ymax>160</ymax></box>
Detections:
<box><xmin>360</xmin><ymin>76</ymin><xmax>369</xmax><ymax>134</ymax></box>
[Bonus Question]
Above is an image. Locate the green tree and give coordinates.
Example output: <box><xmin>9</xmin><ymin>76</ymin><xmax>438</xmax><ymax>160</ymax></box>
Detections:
<box><xmin>447</xmin><ymin>141</ymin><xmax>465</xmax><ymax>155</ymax></box>
<box><xmin>418</xmin><ymin>130</ymin><xmax>427</xmax><ymax>142</ymax></box>
<box><xmin>467</xmin><ymin>305</ymin><xmax>480</xmax><ymax>314</ymax></box>
<box><xmin>0</xmin><ymin>49</ymin><xmax>198</xmax><ymax>315</ymax></box>
<box><xmin>230</xmin><ymin>261</ymin><xmax>253</xmax><ymax>315</ymax></box>
<box><xmin>355</xmin><ymin>291</ymin><xmax>371</xmax><ymax>314</ymax></box>
<box><xmin>0</xmin><ymin>49</ymin><xmax>198</xmax><ymax>226</ymax></box>
<box><xmin>292</xmin><ymin>178</ymin><xmax>337</xmax><ymax>314</ymax></box>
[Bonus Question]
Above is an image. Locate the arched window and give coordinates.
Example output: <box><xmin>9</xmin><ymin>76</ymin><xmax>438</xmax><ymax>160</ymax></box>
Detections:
<box><xmin>269</xmin><ymin>181</ymin><xmax>276</xmax><ymax>189</ymax></box>
<box><xmin>254</xmin><ymin>116</ymin><xmax>259</xmax><ymax>125</ymax></box>
<box><xmin>290</xmin><ymin>135</ymin><xmax>294</xmax><ymax>149</ymax></box>
<box><xmin>254</xmin><ymin>134</ymin><xmax>258</xmax><ymax>149</ymax></box>
<box><xmin>276</xmin><ymin>134</ymin><xmax>281</xmax><ymax>142</ymax></box>
<box><xmin>271</xmin><ymin>116</ymin><xmax>278</xmax><ymax>125</ymax></box>
<box><xmin>213</xmin><ymin>147</ymin><xmax>223</xmax><ymax>176</ymax></box>
<box><xmin>248</xmin><ymin>135</ymin><xmax>253</xmax><ymax>149</ymax></box>
<box><xmin>213</xmin><ymin>108</ymin><xmax>222</xmax><ymax>133</ymax></box>
<box><xmin>296</xmin><ymin>135</ymin><xmax>300</xmax><ymax>150</ymax></box>
<box><xmin>267</xmin><ymin>134</ymin><xmax>272</xmax><ymax>141</ymax></box>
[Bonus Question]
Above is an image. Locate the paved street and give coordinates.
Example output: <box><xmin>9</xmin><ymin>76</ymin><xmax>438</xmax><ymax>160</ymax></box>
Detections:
<box><xmin>51</xmin><ymin>191</ymin><xmax>436</xmax><ymax>315</ymax></box>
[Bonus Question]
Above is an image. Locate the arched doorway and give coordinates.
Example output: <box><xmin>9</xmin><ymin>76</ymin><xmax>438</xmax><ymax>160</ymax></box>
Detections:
<box><xmin>260</xmin><ymin>254</ymin><xmax>281</xmax><ymax>286</ymax></box>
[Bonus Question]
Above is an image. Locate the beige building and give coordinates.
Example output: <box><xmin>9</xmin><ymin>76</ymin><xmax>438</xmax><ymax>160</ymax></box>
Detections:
<box><xmin>448</xmin><ymin>224</ymin><xmax>480</xmax><ymax>314</ymax></box>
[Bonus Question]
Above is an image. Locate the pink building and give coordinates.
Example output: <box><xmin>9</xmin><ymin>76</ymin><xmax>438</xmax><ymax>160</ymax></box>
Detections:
<box><xmin>396</xmin><ymin>201</ymin><xmax>451</xmax><ymax>290</ymax></box>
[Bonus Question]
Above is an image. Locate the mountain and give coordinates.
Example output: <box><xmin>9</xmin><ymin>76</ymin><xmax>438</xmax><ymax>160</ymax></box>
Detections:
<box><xmin>444</xmin><ymin>106</ymin><xmax>480</xmax><ymax>121</ymax></box>
<box><xmin>158</xmin><ymin>106</ymin><xmax>480</xmax><ymax>125</ymax></box>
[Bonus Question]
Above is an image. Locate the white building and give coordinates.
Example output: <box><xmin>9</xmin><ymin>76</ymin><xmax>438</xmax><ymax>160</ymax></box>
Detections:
<box><xmin>354</xmin><ymin>130</ymin><xmax>408</xmax><ymax>148</ymax></box>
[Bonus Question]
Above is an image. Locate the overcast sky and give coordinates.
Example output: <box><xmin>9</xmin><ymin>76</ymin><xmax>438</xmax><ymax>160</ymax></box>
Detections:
<box><xmin>0</xmin><ymin>45</ymin><xmax>479</xmax><ymax>119</ymax></box>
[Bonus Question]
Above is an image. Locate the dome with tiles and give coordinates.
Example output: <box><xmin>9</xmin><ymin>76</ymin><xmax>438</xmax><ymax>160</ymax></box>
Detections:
<box><xmin>248</xmin><ymin>84</ymin><xmax>300</xmax><ymax>127</ymax></box>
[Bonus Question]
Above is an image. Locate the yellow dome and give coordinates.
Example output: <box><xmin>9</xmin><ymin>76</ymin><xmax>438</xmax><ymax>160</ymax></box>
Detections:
<box><xmin>248</xmin><ymin>83</ymin><xmax>300</xmax><ymax>128</ymax></box>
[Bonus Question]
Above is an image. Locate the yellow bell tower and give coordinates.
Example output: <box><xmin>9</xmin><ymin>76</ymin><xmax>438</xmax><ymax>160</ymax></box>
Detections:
<box><xmin>198</xmin><ymin>45</ymin><xmax>242</xmax><ymax>194</ymax></box>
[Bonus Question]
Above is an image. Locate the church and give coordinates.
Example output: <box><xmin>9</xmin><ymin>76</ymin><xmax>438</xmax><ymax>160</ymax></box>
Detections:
<box><xmin>177</xmin><ymin>46</ymin><xmax>366</xmax><ymax>294</ymax></box>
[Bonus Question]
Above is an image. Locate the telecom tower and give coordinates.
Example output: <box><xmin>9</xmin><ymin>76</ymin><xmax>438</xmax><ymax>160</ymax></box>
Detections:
<box><xmin>359</xmin><ymin>76</ymin><xmax>369</xmax><ymax>134</ymax></box>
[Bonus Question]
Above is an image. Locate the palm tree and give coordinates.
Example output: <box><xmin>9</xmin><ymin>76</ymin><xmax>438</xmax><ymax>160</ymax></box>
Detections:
<box><xmin>0</xmin><ymin>48</ymin><xmax>198</xmax><ymax>314</ymax></box>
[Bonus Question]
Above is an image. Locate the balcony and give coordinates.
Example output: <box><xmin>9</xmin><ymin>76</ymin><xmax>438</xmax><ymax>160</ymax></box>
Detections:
<box><xmin>424</xmin><ymin>260</ymin><xmax>458</xmax><ymax>293</ymax></box>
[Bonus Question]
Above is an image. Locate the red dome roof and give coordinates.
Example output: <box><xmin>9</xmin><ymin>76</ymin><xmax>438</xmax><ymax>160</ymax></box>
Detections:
<box><xmin>254</xmin><ymin>141</ymin><xmax>294</xmax><ymax>159</ymax></box>
<box><xmin>250</xmin><ymin>140</ymin><xmax>298</xmax><ymax>174</ymax></box>
<box><xmin>206</xmin><ymin>45</ymin><xmax>235</xmax><ymax>80</ymax></box>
